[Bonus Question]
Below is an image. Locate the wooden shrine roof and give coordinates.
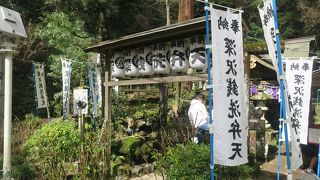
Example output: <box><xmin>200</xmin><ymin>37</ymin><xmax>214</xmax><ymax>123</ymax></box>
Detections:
<box><xmin>85</xmin><ymin>17</ymin><xmax>207</xmax><ymax>53</ymax></box>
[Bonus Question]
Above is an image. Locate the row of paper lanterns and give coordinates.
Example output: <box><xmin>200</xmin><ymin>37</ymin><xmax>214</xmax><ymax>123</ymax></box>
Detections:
<box><xmin>111</xmin><ymin>36</ymin><xmax>207</xmax><ymax>78</ymax></box>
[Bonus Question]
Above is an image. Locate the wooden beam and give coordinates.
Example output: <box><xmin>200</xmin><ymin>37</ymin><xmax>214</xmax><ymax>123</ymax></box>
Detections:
<box><xmin>104</xmin><ymin>74</ymin><xmax>207</xmax><ymax>87</ymax></box>
<box><xmin>250</xmin><ymin>55</ymin><xmax>275</xmax><ymax>70</ymax></box>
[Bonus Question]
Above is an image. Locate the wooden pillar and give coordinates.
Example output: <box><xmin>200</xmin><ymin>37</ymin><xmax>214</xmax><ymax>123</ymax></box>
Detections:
<box><xmin>104</xmin><ymin>72</ymin><xmax>112</xmax><ymax>178</ymax></box>
<box><xmin>244</xmin><ymin>52</ymin><xmax>252</xmax><ymax>161</ymax></box>
<box><xmin>244</xmin><ymin>52</ymin><xmax>251</xmax><ymax>118</ymax></box>
<box><xmin>100</xmin><ymin>51</ymin><xmax>112</xmax><ymax>178</ymax></box>
<box><xmin>159</xmin><ymin>83</ymin><xmax>168</xmax><ymax>127</ymax></box>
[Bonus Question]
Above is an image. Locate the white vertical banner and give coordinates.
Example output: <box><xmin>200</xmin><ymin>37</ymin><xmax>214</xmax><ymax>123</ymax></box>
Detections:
<box><xmin>95</xmin><ymin>53</ymin><xmax>102</xmax><ymax>105</ymax></box>
<box><xmin>73</xmin><ymin>88</ymin><xmax>88</xmax><ymax>115</ymax></box>
<box><xmin>210</xmin><ymin>6</ymin><xmax>248</xmax><ymax>166</ymax></box>
<box><xmin>258</xmin><ymin>0</ymin><xmax>279</xmax><ymax>77</ymax></box>
<box><xmin>96</xmin><ymin>65</ymin><xmax>102</xmax><ymax>105</ymax></box>
<box><xmin>88</xmin><ymin>63</ymin><xmax>98</xmax><ymax>118</ymax></box>
<box><xmin>34</xmin><ymin>62</ymin><xmax>49</xmax><ymax>109</ymax></box>
<box><xmin>62</xmin><ymin>59</ymin><xmax>72</xmax><ymax>119</ymax></box>
<box><xmin>286</xmin><ymin>60</ymin><xmax>313</xmax><ymax>143</ymax></box>
<box><xmin>286</xmin><ymin>59</ymin><xmax>313</xmax><ymax>169</ymax></box>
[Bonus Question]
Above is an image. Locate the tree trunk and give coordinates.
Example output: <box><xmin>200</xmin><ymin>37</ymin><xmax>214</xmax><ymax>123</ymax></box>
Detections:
<box><xmin>178</xmin><ymin>0</ymin><xmax>195</xmax><ymax>22</ymax></box>
<box><xmin>172</xmin><ymin>0</ymin><xmax>195</xmax><ymax>118</ymax></box>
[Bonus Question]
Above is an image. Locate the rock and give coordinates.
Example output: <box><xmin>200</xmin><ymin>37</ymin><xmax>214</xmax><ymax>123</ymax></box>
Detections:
<box><xmin>130</xmin><ymin>163</ymin><xmax>155</xmax><ymax>177</ymax></box>
<box><xmin>119</xmin><ymin>136</ymin><xmax>144</xmax><ymax>156</ymax></box>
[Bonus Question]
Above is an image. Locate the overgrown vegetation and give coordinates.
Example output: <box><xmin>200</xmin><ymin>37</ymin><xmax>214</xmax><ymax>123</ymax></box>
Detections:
<box><xmin>22</xmin><ymin>119</ymin><xmax>79</xmax><ymax>179</ymax></box>
<box><xmin>155</xmin><ymin>143</ymin><xmax>255</xmax><ymax>180</ymax></box>
<box><xmin>0</xmin><ymin>0</ymin><xmax>318</xmax><ymax>179</ymax></box>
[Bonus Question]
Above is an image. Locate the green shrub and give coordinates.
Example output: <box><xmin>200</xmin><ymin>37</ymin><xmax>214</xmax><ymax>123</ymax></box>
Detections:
<box><xmin>0</xmin><ymin>158</ymin><xmax>36</xmax><ymax>180</ymax></box>
<box><xmin>155</xmin><ymin>143</ymin><xmax>254</xmax><ymax>180</ymax></box>
<box><xmin>22</xmin><ymin>119</ymin><xmax>79</xmax><ymax>179</ymax></box>
<box><xmin>82</xmin><ymin>125</ymin><xmax>105</xmax><ymax>178</ymax></box>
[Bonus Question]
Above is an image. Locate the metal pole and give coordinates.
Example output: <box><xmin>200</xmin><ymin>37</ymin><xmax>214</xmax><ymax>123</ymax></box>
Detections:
<box><xmin>88</xmin><ymin>64</ymin><xmax>97</xmax><ymax>131</ymax></box>
<box><xmin>204</xmin><ymin>1</ymin><xmax>214</xmax><ymax>180</ymax></box>
<box><xmin>272</xmin><ymin>0</ymin><xmax>292</xmax><ymax>179</ymax></box>
<box><xmin>318</xmin><ymin>137</ymin><xmax>320</xmax><ymax>177</ymax></box>
<box><xmin>3</xmin><ymin>51</ymin><xmax>13</xmax><ymax>180</ymax></box>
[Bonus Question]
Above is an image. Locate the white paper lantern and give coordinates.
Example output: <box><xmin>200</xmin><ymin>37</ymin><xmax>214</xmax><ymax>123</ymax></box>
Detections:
<box><xmin>170</xmin><ymin>39</ymin><xmax>189</xmax><ymax>73</ymax></box>
<box><xmin>111</xmin><ymin>52</ymin><xmax>125</xmax><ymax>78</ymax></box>
<box><xmin>153</xmin><ymin>43</ymin><xmax>170</xmax><ymax>74</ymax></box>
<box><xmin>137</xmin><ymin>46</ymin><xmax>154</xmax><ymax>76</ymax></box>
<box><xmin>124</xmin><ymin>49</ymin><xmax>139</xmax><ymax>77</ymax></box>
<box><xmin>189</xmin><ymin>36</ymin><xmax>207</xmax><ymax>70</ymax></box>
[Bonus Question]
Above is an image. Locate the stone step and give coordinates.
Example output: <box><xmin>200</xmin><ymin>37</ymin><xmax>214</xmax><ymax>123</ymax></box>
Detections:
<box><xmin>258</xmin><ymin>155</ymin><xmax>318</xmax><ymax>180</ymax></box>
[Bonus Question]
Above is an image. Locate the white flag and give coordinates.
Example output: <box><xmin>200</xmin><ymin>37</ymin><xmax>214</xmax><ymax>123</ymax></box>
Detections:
<box><xmin>286</xmin><ymin>59</ymin><xmax>313</xmax><ymax>169</ymax></box>
<box><xmin>286</xmin><ymin>59</ymin><xmax>313</xmax><ymax>144</ymax></box>
<box><xmin>34</xmin><ymin>62</ymin><xmax>49</xmax><ymax>109</ymax></box>
<box><xmin>88</xmin><ymin>64</ymin><xmax>98</xmax><ymax>118</ymax></box>
<box><xmin>62</xmin><ymin>59</ymin><xmax>72</xmax><ymax>119</ymax></box>
<box><xmin>258</xmin><ymin>0</ymin><xmax>279</xmax><ymax>77</ymax></box>
<box><xmin>210</xmin><ymin>6</ymin><xmax>248</xmax><ymax>166</ymax></box>
<box><xmin>95</xmin><ymin>54</ymin><xmax>102</xmax><ymax>105</ymax></box>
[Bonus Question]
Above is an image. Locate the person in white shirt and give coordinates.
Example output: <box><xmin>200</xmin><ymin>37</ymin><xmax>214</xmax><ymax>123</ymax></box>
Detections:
<box><xmin>188</xmin><ymin>93</ymin><xmax>209</xmax><ymax>144</ymax></box>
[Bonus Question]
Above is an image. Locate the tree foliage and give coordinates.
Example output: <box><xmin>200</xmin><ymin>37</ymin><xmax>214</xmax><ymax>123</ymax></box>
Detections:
<box><xmin>1</xmin><ymin>0</ymin><xmax>319</xmax><ymax>118</ymax></box>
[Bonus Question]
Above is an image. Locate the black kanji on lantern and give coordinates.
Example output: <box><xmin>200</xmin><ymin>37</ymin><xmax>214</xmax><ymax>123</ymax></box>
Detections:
<box><xmin>231</xmin><ymin>19</ymin><xmax>240</xmax><ymax>34</ymax></box>
<box><xmin>218</xmin><ymin>16</ymin><xmax>229</xmax><ymax>30</ymax></box>
<box><xmin>228</xmin><ymin>119</ymin><xmax>242</xmax><ymax>140</ymax></box>
<box><xmin>226</xmin><ymin>59</ymin><xmax>237</xmax><ymax>75</ymax></box>
<box><xmin>153</xmin><ymin>53</ymin><xmax>166</xmax><ymax>69</ymax></box>
<box><xmin>145</xmin><ymin>52</ymin><xmax>153</xmax><ymax>66</ymax></box>
<box><xmin>171</xmin><ymin>50</ymin><xmax>185</xmax><ymax>67</ymax></box>
<box><xmin>228</xmin><ymin>99</ymin><xmax>241</xmax><ymax>118</ymax></box>
<box><xmin>190</xmin><ymin>47</ymin><xmax>206</xmax><ymax>64</ymax></box>
<box><xmin>228</xmin><ymin>143</ymin><xmax>243</xmax><ymax>160</ymax></box>
<box><xmin>132</xmin><ymin>55</ymin><xmax>139</xmax><ymax>68</ymax></box>
<box><xmin>224</xmin><ymin>38</ymin><xmax>236</xmax><ymax>57</ymax></box>
<box><xmin>115</xmin><ymin>57</ymin><xmax>125</xmax><ymax>69</ymax></box>
<box><xmin>226</xmin><ymin>78</ymin><xmax>239</xmax><ymax>97</ymax></box>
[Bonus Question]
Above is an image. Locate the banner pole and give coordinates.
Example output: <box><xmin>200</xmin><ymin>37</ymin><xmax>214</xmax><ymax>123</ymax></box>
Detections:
<box><xmin>204</xmin><ymin>1</ymin><xmax>214</xmax><ymax>180</ymax></box>
<box><xmin>93</xmin><ymin>63</ymin><xmax>98</xmax><ymax>128</ymax></box>
<box><xmin>277</xmin><ymin>111</ymin><xmax>283</xmax><ymax>179</ymax></box>
<box><xmin>318</xmin><ymin>137</ymin><xmax>320</xmax><ymax>177</ymax></box>
<box><xmin>272</xmin><ymin>0</ymin><xmax>292</xmax><ymax>179</ymax></box>
<box><xmin>32</xmin><ymin>63</ymin><xmax>39</xmax><ymax>116</ymax></box>
<box><xmin>88</xmin><ymin>64</ymin><xmax>96</xmax><ymax>131</ymax></box>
